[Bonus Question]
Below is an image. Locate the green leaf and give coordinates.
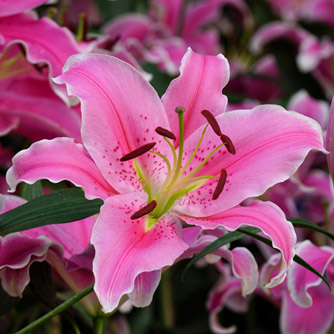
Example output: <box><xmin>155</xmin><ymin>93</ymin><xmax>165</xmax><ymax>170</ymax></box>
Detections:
<box><xmin>0</xmin><ymin>188</ymin><xmax>103</xmax><ymax>235</ymax></box>
<box><xmin>21</xmin><ymin>181</ymin><xmax>43</xmax><ymax>201</ymax></box>
<box><xmin>182</xmin><ymin>227</ymin><xmax>260</xmax><ymax>279</ymax></box>
<box><xmin>288</xmin><ymin>217</ymin><xmax>334</xmax><ymax>242</ymax></box>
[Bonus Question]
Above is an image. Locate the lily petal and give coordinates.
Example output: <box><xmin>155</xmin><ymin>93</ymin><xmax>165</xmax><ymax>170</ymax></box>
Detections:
<box><xmin>176</xmin><ymin>104</ymin><xmax>325</xmax><ymax>216</ymax></box>
<box><xmin>92</xmin><ymin>193</ymin><xmax>188</xmax><ymax>313</ymax></box>
<box><xmin>182</xmin><ymin>200</ymin><xmax>296</xmax><ymax>287</ymax></box>
<box><xmin>0</xmin><ymin>233</ymin><xmax>63</xmax><ymax>297</ymax></box>
<box><xmin>128</xmin><ymin>270</ymin><xmax>162</xmax><ymax>307</ymax></box>
<box><xmin>280</xmin><ymin>285</ymin><xmax>334</xmax><ymax>334</ymax></box>
<box><xmin>161</xmin><ymin>48</ymin><xmax>229</xmax><ymax>142</ymax></box>
<box><xmin>54</xmin><ymin>53</ymin><xmax>171</xmax><ymax>194</ymax></box>
<box><xmin>288</xmin><ymin>240</ymin><xmax>334</xmax><ymax>308</ymax></box>
<box><xmin>6</xmin><ymin>137</ymin><xmax>115</xmax><ymax>199</ymax></box>
<box><xmin>23</xmin><ymin>217</ymin><xmax>95</xmax><ymax>259</ymax></box>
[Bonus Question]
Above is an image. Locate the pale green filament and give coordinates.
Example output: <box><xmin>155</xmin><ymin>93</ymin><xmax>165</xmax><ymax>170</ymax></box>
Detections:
<box><xmin>178</xmin><ymin>124</ymin><xmax>208</xmax><ymax>177</ymax></box>
<box><xmin>0</xmin><ymin>47</ymin><xmax>32</xmax><ymax>80</ymax></box>
<box><xmin>166</xmin><ymin>108</ymin><xmax>185</xmax><ymax>190</ymax></box>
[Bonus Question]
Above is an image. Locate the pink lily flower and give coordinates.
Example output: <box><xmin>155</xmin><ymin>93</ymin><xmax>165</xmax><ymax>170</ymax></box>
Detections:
<box><xmin>6</xmin><ymin>49</ymin><xmax>325</xmax><ymax>313</ymax></box>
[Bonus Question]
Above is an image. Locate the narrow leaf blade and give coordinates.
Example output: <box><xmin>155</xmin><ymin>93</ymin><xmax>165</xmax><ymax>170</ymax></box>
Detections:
<box><xmin>0</xmin><ymin>188</ymin><xmax>103</xmax><ymax>235</ymax></box>
<box><xmin>288</xmin><ymin>217</ymin><xmax>334</xmax><ymax>242</ymax></box>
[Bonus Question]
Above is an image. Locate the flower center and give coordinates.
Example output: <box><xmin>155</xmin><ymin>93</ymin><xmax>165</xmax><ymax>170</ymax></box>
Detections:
<box><xmin>120</xmin><ymin>107</ymin><xmax>236</xmax><ymax>230</ymax></box>
<box><xmin>0</xmin><ymin>45</ymin><xmax>45</xmax><ymax>81</ymax></box>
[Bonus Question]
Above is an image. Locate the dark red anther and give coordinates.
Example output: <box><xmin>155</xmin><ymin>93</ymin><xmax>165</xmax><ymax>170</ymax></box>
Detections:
<box><xmin>220</xmin><ymin>134</ymin><xmax>236</xmax><ymax>155</ymax></box>
<box><xmin>155</xmin><ymin>127</ymin><xmax>176</xmax><ymax>140</ymax></box>
<box><xmin>120</xmin><ymin>142</ymin><xmax>156</xmax><ymax>162</ymax></box>
<box><xmin>131</xmin><ymin>200</ymin><xmax>157</xmax><ymax>220</ymax></box>
<box><xmin>201</xmin><ymin>110</ymin><xmax>221</xmax><ymax>136</ymax></box>
<box><xmin>212</xmin><ymin>169</ymin><xmax>227</xmax><ymax>200</ymax></box>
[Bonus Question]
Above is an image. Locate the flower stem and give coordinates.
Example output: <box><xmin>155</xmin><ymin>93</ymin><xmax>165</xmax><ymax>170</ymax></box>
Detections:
<box><xmin>93</xmin><ymin>316</ymin><xmax>105</xmax><ymax>334</ymax></box>
<box><xmin>160</xmin><ymin>270</ymin><xmax>174</xmax><ymax>330</ymax></box>
<box><xmin>14</xmin><ymin>284</ymin><xmax>94</xmax><ymax>334</ymax></box>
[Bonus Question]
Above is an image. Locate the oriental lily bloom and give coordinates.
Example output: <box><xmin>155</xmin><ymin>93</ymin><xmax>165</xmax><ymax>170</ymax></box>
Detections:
<box><xmin>7</xmin><ymin>49</ymin><xmax>325</xmax><ymax>313</ymax></box>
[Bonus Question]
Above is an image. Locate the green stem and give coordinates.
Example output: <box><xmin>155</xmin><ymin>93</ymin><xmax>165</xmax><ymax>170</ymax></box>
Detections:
<box><xmin>93</xmin><ymin>316</ymin><xmax>104</xmax><ymax>334</ymax></box>
<box><xmin>160</xmin><ymin>270</ymin><xmax>174</xmax><ymax>329</ymax></box>
<box><xmin>14</xmin><ymin>284</ymin><xmax>94</xmax><ymax>334</ymax></box>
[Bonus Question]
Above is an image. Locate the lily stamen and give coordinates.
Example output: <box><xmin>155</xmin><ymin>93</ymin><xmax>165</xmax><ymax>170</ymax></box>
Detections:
<box><xmin>155</xmin><ymin>127</ymin><xmax>176</xmax><ymax>140</ymax></box>
<box><xmin>220</xmin><ymin>134</ymin><xmax>236</xmax><ymax>155</ymax></box>
<box><xmin>201</xmin><ymin>109</ymin><xmax>221</xmax><ymax>136</ymax></box>
<box><xmin>120</xmin><ymin>142</ymin><xmax>156</xmax><ymax>161</ymax></box>
<box><xmin>131</xmin><ymin>200</ymin><xmax>157</xmax><ymax>220</ymax></box>
<box><xmin>212</xmin><ymin>169</ymin><xmax>227</xmax><ymax>200</ymax></box>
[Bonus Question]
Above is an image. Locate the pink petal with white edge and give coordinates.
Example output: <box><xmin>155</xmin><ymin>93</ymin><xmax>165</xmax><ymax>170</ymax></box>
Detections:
<box><xmin>207</xmin><ymin>274</ymin><xmax>246</xmax><ymax>334</ymax></box>
<box><xmin>287</xmin><ymin>240</ymin><xmax>334</xmax><ymax>308</ymax></box>
<box><xmin>92</xmin><ymin>193</ymin><xmax>188</xmax><ymax>313</ymax></box>
<box><xmin>175</xmin><ymin>104</ymin><xmax>325</xmax><ymax>216</ymax></box>
<box><xmin>0</xmin><ymin>0</ymin><xmax>48</xmax><ymax>17</ymax></box>
<box><xmin>54</xmin><ymin>53</ymin><xmax>171</xmax><ymax>194</ymax></box>
<box><xmin>229</xmin><ymin>247</ymin><xmax>258</xmax><ymax>296</ymax></box>
<box><xmin>6</xmin><ymin>137</ymin><xmax>115</xmax><ymax>200</ymax></box>
<box><xmin>128</xmin><ymin>270</ymin><xmax>162</xmax><ymax>307</ymax></box>
<box><xmin>0</xmin><ymin>233</ymin><xmax>63</xmax><ymax>297</ymax></box>
<box><xmin>161</xmin><ymin>48</ymin><xmax>229</xmax><ymax>143</ymax></box>
<box><xmin>182</xmin><ymin>201</ymin><xmax>296</xmax><ymax>287</ymax></box>
<box><xmin>280</xmin><ymin>285</ymin><xmax>334</xmax><ymax>334</ymax></box>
